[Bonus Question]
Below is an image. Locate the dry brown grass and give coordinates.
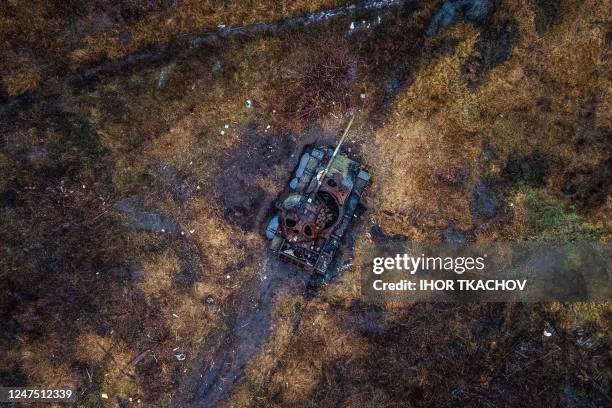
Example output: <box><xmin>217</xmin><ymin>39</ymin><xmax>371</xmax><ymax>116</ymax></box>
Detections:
<box><xmin>3</xmin><ymin>70</ymin><xmax>42</xmax><ymax>97</ymax></box>
<box><xmin>275</xmin><ymin>34</ymin><xmax>357</xmax><ymax>128</ymax></box>
<box><xmin>364</xmin><ymin>26</ymin><xmax>480</xmax><ymax>239</ymax></box>
<box><xmin>139</xmin><ymin>250</ymin><xmax>181</xmax><ymax>298</ymax></box>
<box><xmin>0</xmin><ymin>0</ymin><xmax>349</xmax><ymax>97</ymax></box>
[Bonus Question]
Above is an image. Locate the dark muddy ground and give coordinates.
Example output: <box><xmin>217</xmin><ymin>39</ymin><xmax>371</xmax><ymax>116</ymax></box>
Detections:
<box><xmin>215</xmin><ymin>127</ymin><xmax>341</xmax><ymax>232</ymax></box>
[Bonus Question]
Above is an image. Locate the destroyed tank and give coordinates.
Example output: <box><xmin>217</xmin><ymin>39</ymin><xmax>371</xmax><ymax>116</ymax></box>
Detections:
<box><xmin>265</xmin><ymin>117</ymin><xmax>370</xmax><ymax>274</ymax></box>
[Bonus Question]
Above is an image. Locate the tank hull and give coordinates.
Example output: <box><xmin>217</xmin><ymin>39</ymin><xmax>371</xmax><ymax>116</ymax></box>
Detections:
<box><xmin>265</xmin><ymin>145</ymin><xmax>369</xmax><ymax>274</ymax></box>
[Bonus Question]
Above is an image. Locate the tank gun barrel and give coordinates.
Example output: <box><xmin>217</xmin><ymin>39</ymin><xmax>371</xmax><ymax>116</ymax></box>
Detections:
<box><xmin>310</xmin><ymin>115</ymin><xmax>354</xmax><ymax>199</ymax></box>
<box><xmin>329</xmin><ymin>115</ymin><xmax>354</xmax><ymax>167</ymax></box>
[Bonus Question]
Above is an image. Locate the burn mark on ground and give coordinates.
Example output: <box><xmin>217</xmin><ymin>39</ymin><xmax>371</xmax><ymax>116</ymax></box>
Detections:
<box><xmin>344</xmin><ymin>301</ymin><xmax>388</xmax><ymax>339</ymax></box>
<box><xmin>116</xmin><ymin>196</ymin><xmax>178</xmax><ymax>233</ymax></box>
<box><xmin>502</xmin><ymin>151</ymin><xmax>548</xmax><ymax>187</ymax></box>
<box><xmin>470</xmin><ymin>179</ymin><xmax>501</xmax><ymax>221</ymax></box>
<box><xmin>442</xmin><ymin>227</ymin><xmax>468</xmax><ymax>243</ymax></box>
<box><xmin>173</xmin><ymin>240</ymin><xmax>206</xmax><ymax>290</ymax></box>
<box><xmin>462</xmin><ymin>18</ymin><xmax>519</xmax><ymax>87</ymax></box>
<box><xmin>215</xmin><ymin>129</ymin><xmax>296</xmax><ymax>230</ymax></box>
<box><xmin>560</xmin><ymin>94</ymin><xmax>612</xmax><ymax>209</ymax></box>
<box><xmin>215</xmin><ymin>126</ymin><xmax>339</xmax><ymax>231</ymax></box>
<box><xmin>369</xmin><ymin>224</ymin><xmax>408</xmax><ymax>244</ymax></box>
<box><xmin>158</xmin><ymin>165</ymin><xmax>196</xmax><ymax>204</ymax></box>
<box><xmin>534</xmin><ymin>0</ymin><xmax>563</xmax><ymax>34</ymax></box>
<box><xmin>562</xmin><ymin>157</ymin><xmax>612</xmax><ymax>209</ymax></box>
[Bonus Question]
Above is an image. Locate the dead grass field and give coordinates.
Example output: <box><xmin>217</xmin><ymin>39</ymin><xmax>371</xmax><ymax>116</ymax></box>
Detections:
<box><xmin>0</xmin><ymin>0</ymin><xmax>610</xmax><ymax>407</ymax></box>
<box><xmin>0</xmin><ymin>0</ymin><xmax>349</xmax><ymax>98</ymax></box>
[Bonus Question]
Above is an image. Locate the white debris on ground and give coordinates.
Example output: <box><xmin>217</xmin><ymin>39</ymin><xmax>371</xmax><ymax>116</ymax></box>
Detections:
<box><xmin>245</xmin><ymin>99</ymin><xmax>252</xmax><ymax>108</ymax></box>
<box><xmin>338</xmin><ymin>262</ymin><xmax>353</xmax><ymax>273</ymax></box>
<box><xmin>348</xmin><ymin>14</ymin><xmax>384</xmax><ymax>34</ymax></box>
<box><xmin>173</xmin><ymin>346</ymin><xmax>186</xmax><ymax>361</ymax></box>
<box><xmin>157</xmin><ymin>67</ymin><xmax>168</xmax><ymax>89</ymax></box>
<box><xmin>543</xmin><ymin>322</ymin><xmax>556</xmax><ymax>338</ymax></box>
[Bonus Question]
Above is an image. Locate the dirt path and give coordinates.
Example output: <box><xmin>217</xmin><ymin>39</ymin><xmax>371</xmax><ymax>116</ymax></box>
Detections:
<box><xmin>0</xmin><ymin>0</ymin><xmax>407</xmax><ymax>116</ymax></box>
<box><xmin>181</xmin><ymin>235</ymin><xmax>362</xmax><ymax>407</ymax></box>
<box><xmin>179</xmin><ymin>257</ymin><xmax>306</xmax><ymax>407</ymax></box>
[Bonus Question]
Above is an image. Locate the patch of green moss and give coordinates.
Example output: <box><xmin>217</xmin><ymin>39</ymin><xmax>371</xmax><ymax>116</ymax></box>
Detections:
<box><xmin>523</xmin><ymin>187</ymin><xmax>599</xmax><ymax>240</ymax></box>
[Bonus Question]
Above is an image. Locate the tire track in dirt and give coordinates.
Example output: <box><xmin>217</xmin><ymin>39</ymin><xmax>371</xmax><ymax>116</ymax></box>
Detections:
<box><xmin>182</xmin><ymin>227</ymin><xmax>363</xmax><ymax>407</ymax></box>
<box><xmin>182</xmin><ymin>257</ymin><xmax>306</xmax><ymax>407</ymax></box>
<box><xmin>0</xmin><ymin>0</ymin><xmax>408</xmax><ymax>116</ymax></box>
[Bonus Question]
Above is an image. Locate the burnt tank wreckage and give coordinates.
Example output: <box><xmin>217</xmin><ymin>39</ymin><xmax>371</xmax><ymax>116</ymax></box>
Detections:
<box><xmin>265</xmin><ymin>117</ymin><xmax>370</xmax><ymax>274</ymax></box>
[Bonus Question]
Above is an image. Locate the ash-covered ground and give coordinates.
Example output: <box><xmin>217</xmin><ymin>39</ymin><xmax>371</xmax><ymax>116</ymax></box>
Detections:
<box><xmin>0</xmin><ymin>1</ymin><xmax>610</xmax><ymax>407</ymax></box>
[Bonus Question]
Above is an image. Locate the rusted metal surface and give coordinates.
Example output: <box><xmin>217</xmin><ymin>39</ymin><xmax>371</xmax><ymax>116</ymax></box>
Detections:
<box><xmin>266</xmin><ymin>120</ymin><xmax>370</xmax><ymax>274</ymax></box>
